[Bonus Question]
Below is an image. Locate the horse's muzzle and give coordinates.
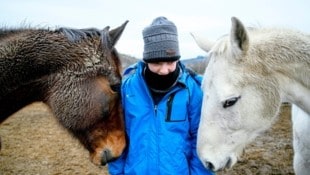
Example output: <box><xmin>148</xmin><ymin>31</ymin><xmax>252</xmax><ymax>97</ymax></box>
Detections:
<box><xmin>204</xmin><ymin>157</ymin><xmax>232</xmax><ymax>172</ymax></box>
<box><xmin>100</xmin><ymin>149</ymin><xmax>117</xmax><ymax>166</ymax></box>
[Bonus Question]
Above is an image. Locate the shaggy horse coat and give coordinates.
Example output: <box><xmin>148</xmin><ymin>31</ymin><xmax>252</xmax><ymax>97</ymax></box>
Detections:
<box><xmin>0</xmin><ymin>21</ymin><xmax>128</xmax><ymax>166</ymax></box>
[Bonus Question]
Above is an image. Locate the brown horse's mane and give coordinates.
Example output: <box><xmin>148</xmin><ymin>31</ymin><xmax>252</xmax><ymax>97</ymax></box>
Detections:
<box><xmin>56</xmin><ymin>27</ymin><xmax>103</xmax><ymax>42</ymax></box>
<box><xmin>0</xmin><ymin>26</ymin><xmax>106</xmax><ymax>43</ymax></box>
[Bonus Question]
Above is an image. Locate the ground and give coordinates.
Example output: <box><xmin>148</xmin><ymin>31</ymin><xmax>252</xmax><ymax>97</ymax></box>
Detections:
<box><xmin>0</xmin><ymin>103</ymin><xmax>294</xmax><ymax>175</ymax></box>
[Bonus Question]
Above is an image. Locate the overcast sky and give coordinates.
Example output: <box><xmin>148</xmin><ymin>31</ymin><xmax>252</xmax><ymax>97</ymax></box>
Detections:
<box><xmin>1</xmin><ymin>0</ymin><xmax>309</xmax><ymax>59</ymax></box>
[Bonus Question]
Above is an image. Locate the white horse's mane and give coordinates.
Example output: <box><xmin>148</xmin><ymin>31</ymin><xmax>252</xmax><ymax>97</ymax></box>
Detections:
<box><xmin>210</xmin><ymin>26</ymin><xmax>310</xmax><ymax>90</ymax></box>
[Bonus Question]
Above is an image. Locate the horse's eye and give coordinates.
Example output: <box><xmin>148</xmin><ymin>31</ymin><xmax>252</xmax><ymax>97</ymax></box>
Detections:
<box><xmin>110</xmin><ymin>84</ymin><xmax>121</xmax><ymax>94</ymax></box>
<box><xmin>223</xmin><ymin>96</ymin><xmax>241</xmax><ymax>108</ymax></box>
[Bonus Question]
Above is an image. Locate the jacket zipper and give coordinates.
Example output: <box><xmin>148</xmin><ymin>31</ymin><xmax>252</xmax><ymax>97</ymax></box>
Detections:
<box><xmin>154</xmin><ymin>104</ymin><xmax>158</xmax><ymax>116</ymax></box>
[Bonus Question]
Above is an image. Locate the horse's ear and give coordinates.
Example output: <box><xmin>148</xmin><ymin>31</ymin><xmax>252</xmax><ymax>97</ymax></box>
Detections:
<box><xmin>108</xmin><ymin>20</ymin><xmax>129</xmax><ymax>48</ymax></box>
<box><xmin>230</xmin><ymin>17</ymin><xmax>249</xmax><ymax>53</ymax></box>
<box><xmin>103</xmin><ymin>26</ymin><xmax>110</xmax><ymax>31</ymax></box>
<box><xmin>191</xmin><ymin>32</ymin><xmax>215</xmax><ymax>53</ymax></box>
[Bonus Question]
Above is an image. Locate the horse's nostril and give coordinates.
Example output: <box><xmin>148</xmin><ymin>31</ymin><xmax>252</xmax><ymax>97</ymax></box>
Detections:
<box><xmin>205</xmin><ymin>161</ymin><xmax>215</xmax><ymax>171</ymax></box>
<box><xmin>101</xmin><ymin>149</ymin><xmax>112</xmax><ymax>166</ymax></box>
<box><xmin>226</xmin><ymin>157</ymin><xmax>232</xmax><ymax>168</ymax></box>
<box><xmin>101</xmin><ymin>149</ymin><xmax>119</xmax><ymax>166</ymax></box>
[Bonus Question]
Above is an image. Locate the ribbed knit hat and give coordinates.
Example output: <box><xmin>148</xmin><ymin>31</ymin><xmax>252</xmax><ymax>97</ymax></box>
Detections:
<box><xmin>142</xmin><ymin>16</ymin><xmax>180</xmax><ymax>62</ymax></box>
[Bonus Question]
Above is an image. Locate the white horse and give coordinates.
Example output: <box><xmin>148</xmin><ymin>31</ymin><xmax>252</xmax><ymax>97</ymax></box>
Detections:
<box><xmin>192</xmin><ymin>17</ymin><xmax>310</xmax><ymax>174</ymax></box>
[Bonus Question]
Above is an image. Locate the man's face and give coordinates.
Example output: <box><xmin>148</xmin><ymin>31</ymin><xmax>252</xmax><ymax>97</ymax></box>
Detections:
<box><xmin>147</xmin><ymin>61</ymin><xmax>178</xmax><ymax>75</ymax></box>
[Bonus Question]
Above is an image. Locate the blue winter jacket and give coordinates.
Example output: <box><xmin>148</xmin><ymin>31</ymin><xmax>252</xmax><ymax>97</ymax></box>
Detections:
<box><xmin>108</xmin><ymin>61</ymin><xmax>214</xmax><ymax>175</ymax></box>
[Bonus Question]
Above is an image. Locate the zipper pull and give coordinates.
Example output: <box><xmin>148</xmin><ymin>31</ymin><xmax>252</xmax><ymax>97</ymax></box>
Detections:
<box><xmin>154</xmin><ymin>105</ymin><xmax>157</xmax><ymax>116</ymax></box>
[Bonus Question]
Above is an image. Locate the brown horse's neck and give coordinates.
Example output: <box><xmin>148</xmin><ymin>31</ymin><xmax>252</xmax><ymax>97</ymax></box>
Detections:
<box><xmin>0</xmin><ymin>77</ymin><xmax>48</xmax><ymax>123</ymax></box>
<box><xmin>0</xmin><ymin>29</ymin><xmax>63</xmax><ymax>121</ymax></box>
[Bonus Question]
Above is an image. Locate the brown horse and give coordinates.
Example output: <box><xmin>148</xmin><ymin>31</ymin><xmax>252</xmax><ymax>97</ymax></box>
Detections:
<box><xmin>0</xmin><ymin>21</ymin><xmax>128</xmax><ymax>166</ymax></box>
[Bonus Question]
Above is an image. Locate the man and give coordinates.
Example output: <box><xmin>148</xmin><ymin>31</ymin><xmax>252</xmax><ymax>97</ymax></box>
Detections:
<box><xmin>108</xmin><ymin>16</ymin><xmax>214</xmax><ymax>175</ymax></box>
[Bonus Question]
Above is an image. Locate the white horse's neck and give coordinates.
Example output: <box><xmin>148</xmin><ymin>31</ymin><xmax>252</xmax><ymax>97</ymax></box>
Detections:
<box><xmin>250</xmin><ymin>29</ymin><xmax>310</xmax><ymax>114</ymax></box>
<box><xmin>277</xmin><ymin>72</ymin><xmax>310</xmax><ymax>114</ymax></box>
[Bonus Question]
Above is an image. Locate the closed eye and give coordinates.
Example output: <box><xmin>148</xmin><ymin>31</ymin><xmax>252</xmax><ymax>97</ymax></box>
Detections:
<box><xmin>222</xmin><ymin>96</ymin><xmax>241</xmax><ymax>108</ymax></box>
<box><xmin>110</xmin><ymin>83</ymin><xmax>121</xmax><ymax>94</ymax></box>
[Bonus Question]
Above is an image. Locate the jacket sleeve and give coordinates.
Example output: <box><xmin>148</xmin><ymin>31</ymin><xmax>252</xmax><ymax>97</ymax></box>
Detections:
<box><xmin>188</xmin><ymin>76</ymin><xmax>215</xmax><ymax>175</ymax></box>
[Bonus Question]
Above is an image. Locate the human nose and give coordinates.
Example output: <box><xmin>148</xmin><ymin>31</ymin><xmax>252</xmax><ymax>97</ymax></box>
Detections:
<box><xmin>158</xmin><ymin>64</ymin><xmax>171</xmax><ymax>75</ymax></box>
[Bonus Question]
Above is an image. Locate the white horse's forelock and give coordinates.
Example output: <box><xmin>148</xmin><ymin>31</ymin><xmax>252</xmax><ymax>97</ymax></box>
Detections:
<box><xmin>193</xmin><ymin>16</ymin><xmax>310</xmax><ymax>174</ymax></box>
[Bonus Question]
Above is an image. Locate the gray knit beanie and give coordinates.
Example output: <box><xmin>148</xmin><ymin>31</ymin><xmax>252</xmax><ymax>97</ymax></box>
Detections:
<box><xmin>142</xmin><ymin>16</ymin><xmax>180</xmax><ymax>62</ymax></box>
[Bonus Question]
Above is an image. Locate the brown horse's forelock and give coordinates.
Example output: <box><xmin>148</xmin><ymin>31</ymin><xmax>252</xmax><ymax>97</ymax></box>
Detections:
<box><xmin>57</xmin><ymin>27</ymin><xmax>102</xmax><ymax>43</ymax></box>
<box><xmin>58</xmin><ymin>27</ymin><xmax>122</xmax><ymax>85</ymax></box>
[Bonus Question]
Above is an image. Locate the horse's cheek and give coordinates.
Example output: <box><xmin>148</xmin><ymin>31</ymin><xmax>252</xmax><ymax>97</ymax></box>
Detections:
<box><xmin>88</xmin><ymin>104</ymin><xmax>125</xmax><ymax>166</ymax></box>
